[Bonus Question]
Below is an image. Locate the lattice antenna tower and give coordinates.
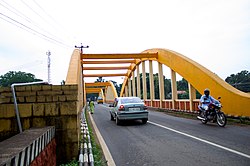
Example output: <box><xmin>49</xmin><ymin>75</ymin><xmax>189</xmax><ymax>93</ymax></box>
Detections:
<box><xmin>46</xmin><ymin>51</ymin><xmax>51</xmax><ymax>84</ymax></box>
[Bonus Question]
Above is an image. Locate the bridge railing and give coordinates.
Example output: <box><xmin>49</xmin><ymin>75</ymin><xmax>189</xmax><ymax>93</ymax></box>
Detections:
<box><xmin>145</xmin><ymin>99</ymin><xmax>200</xmax><ymax>113</ymax></box>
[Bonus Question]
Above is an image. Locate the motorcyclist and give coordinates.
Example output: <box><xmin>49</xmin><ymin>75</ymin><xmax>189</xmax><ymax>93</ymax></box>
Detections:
<box><xmin>199</xmin><ymin>88</ymin><xmax>215</xmax><ymax>119</ymax></box>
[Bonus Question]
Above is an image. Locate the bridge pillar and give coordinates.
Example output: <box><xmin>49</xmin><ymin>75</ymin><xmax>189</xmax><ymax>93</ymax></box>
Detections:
<box><xmin>136</xmin><ymin>65</ymin><xmax>141</xmax><ymax>98</ymax></box>
<box><xmin>132</xmin><ymin>71</ymin><xmax>136</xmax><ymax>96</ymax></box>
<box><xmin>142</xmin><ymin>61</ymin><xmax>147</xmax><ymax>101</ymax></box>
<box><xmin>125</xmin><ymin>85</ymin><xmax>128</xmax><ymax>97</ymax></box>
<box><xmin>128</xmin><ymin>77</ymin><xmax>132</xmax><ymax>97</ymax></box>
<box><xmin>189</xmin><ymin>83</ymin><xmax>196</xmax><ymax>111</ymax></box>
<box><xmin>158</xmin><ymin>62</ymin><xmax>165</xmax><ymax>108</ymax></box>
<box><xmin>171</xmin><ymin>69</ymin><xmax>177</xmax><ymax>109</ymax></box>
<box><xmin>149</xmin><ymin>60</ymin><xmax>155</xmax><ymax>106</ymax></box>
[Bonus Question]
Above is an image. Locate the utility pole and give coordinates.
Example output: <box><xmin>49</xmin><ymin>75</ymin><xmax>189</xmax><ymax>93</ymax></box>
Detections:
<box><xmin>75</xmin><ymin>43</ymin><xmax>89</xmax><ymax>54</ymax></box>
<box><xmin>46</xmin><ymin>50</ymin><xmax>51</xmax><ymax>84</ymax></box>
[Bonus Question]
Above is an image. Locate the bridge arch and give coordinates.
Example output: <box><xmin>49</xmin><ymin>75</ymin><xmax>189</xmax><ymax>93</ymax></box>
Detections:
<box><xmin>85</xmin><ymin>81</ymin><xmax>118</xmax><ymax>103</ymax></box>
<box><xmin>66</xmin><ymin>48</ymin><xmax>250</xmax><ymax>117</ymax></box>
<box><xmin>120</xmin><ymin>48</ymin><xmax>250</xmax><ymax>117</ymax></box>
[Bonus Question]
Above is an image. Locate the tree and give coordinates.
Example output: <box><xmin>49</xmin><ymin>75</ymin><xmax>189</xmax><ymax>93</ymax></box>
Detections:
<box><xmin>0</xmin><ymin>71</ymin><xmax>43</xmax><ymax>87</ymax></box>
<box><xmin>225</xmin><ymin>70</ymin><xmax>250</xmax><ymax>92</ymax></box>
<box><xmin>177</xmin><ymin>78</ymin><xmax>188</xmax><ymax>91</ymax></box>
<box><xmin>95</xmin><ymin>77</ymin><xmax>105</xmax><ymax>82</ymax></box>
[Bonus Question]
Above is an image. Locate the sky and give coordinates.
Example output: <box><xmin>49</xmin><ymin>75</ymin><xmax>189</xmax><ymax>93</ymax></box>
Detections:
<box><xmin>0</xmin><ymin>0</ymin><xmax>249</xmax><ymax>85</ymax></box>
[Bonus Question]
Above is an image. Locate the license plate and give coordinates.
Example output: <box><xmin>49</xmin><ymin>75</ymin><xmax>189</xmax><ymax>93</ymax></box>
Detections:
<box><xmin>129</xmin><ymin>107</ymin><xmax>140</xmax><ymax>111</ymax></box>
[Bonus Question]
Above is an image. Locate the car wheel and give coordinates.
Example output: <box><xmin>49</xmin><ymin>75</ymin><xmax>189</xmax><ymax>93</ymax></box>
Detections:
<box><xmin>110</xmin><ymin>113</ymin><xmax>115</xmax><ymax>121</ymax></box>
<box><xmin>116</xmin><ymin>117</ymin><xmax>121</xmax><ymax>125</ymax></box>
<box><xmin>142</xmin><ymin>118</ymin><xmax>148</xmax><ymax>124</ymax></box>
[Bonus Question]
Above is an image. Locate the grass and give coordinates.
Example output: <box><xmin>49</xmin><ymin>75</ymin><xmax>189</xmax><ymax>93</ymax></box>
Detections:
<box><xmin>60</xmin><ymin>160</ymin><xmax>78</xmax><ymax>166</ymax></box>
<box><xmin>85</xmin><ymin>110</ymin><xmax>108</xmax><ymax>166</ymax></box>
<box><xmin>60</xmin><ymin>109</ymin><xmax>107</xmax><ymax>166</ymax></box>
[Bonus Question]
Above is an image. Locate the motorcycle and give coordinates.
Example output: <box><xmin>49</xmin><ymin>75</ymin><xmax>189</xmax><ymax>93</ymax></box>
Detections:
<box><xmin>197</xmin><ymin>97</ymin><xmax>227</xmax><ymax>127</ymax></box>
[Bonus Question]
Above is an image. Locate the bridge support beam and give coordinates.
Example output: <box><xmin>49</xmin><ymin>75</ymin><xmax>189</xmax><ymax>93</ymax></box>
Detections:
<box><xmin>142</xmin><ymin>61</ymin><xmax>147</xmax><ymax>101</ymax></box>
<box><xmin>171</xmin><ymin>69</ymin><xmax>177</xmax><ymax>109</ymax></box>
<box><xmin>149</xmin><ymin>60</ymin><xmax>155</xmax><ymax>106</ymax></box>
<box><xmin>132</xmin><ymin>71</ymin><xmax>136</xmax><ymax>97</ymax></box>
<box><xmin>136</xmin><ymin>65</ymin><xmax>141</xmax><ymax>98</ymax></box>
<box><xmin>189</xmin><ymin>83</ymin><xmax>196</xmax><ymax>111</ymax></box>
<box><xmin>128</xmin><ymin>78</ymin><xmax>132</xmax><ymax>97</ymax></box>
<box><xmin>125</xmin><ymin>85</ymin><xmax>128</xmax><ymax>97</ymax></box>
<box><xmin>158</xmin><ymin>62</ymin><xmax>165</xmax><ymax>108</ymax></box>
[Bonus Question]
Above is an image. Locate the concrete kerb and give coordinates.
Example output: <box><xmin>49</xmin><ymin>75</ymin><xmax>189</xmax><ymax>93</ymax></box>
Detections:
<box><xmin>87</xmin><ymin>109</ymin><xmax>116</xmax><ymax>166</ymax></box>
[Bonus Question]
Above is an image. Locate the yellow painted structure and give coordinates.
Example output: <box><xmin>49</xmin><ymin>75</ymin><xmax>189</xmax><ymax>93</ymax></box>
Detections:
<box><xmin>65</xmin><ymin>49</ymin><xmax>83</xmax><ymax>110</ymax></box>
<box><xmin>67</xmin><ymin>49</ymin><xmax>250</xmax><ymax>117</ymax></box>
<box><xmin>119</xmin><ymin>48</ymin><xmax>250</xmax><ymax>117</ymax></box>
<box><xmin>85</xmin><ymin>81</ymin><xmax>118</xmax><ymax>103</ymax></box>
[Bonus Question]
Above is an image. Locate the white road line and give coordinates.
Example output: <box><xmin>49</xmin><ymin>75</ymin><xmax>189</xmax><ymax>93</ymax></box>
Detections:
<box><xmin>148</xmin><ymin>121</ymin><xmax>250</xmax><ymax>159</ymax></box>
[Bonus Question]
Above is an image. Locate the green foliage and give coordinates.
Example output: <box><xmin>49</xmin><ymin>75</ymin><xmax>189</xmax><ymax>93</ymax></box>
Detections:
<box><xmin>60</xmin><ymin>160</ymin><xmax>78</xmax><ymax>166</ymax></box>
<box><xmin>95</xmin><ymin>77</ymin><xmax>105</xmax><ymax>82</ymax></box>
<box><xmin>137</xmin><ymin>73</ymin><xmax>188</xmax><ymax>99</ymax></box>
<box><xmin>177</xmin><ymin>78</ymin><xmax>188</xmax><ymax>91</ymax></box>
<box><xmin>85</xmin><ymin>111</ymin><xmax>108</xmax><ymax>166</ymax></box>
<box><xmin>0</xmin><ymin>71</ymin><xmax>43</xmax><ymax>87</ymax></box>
<box><xmin>225</xmin><ymin>70</ymin><xmax>250</xmax><ymax>92</ymax></box>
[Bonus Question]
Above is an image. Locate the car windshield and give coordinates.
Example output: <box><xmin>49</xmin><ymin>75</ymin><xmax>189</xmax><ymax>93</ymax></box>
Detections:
<box><xmin>120</xmin><ymin>98</ymin><xmax>142</xmax><ymax>104</ymax></box>
<box><xmin>98</xmin><ymin>97</ymin><xmax>102</xmax><ymax>100</ymax></box>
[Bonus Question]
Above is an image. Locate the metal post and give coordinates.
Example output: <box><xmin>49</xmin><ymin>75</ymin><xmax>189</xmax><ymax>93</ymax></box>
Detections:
<box><xmin>11</xmin><ymin>81</ymin><xmax>48</xmax><ymax>133</ymax></box>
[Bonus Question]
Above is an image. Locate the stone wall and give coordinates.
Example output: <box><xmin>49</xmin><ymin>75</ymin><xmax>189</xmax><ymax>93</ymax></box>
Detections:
<box><xmin>0</xmin><ymin>84</ymin><xmax>81</xmax><ymax>164</ymax></box>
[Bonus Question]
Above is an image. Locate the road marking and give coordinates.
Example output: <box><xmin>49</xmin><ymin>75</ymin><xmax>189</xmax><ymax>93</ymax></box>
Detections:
<box><xmin>88</xmin><ymin>111</ymin><xmax>116</xmax><ymax>166</ymax></box>
<box><xmin>148</xmin><ymin>121</ymin><xmax>250</xmax><ymax>159</ymax></box>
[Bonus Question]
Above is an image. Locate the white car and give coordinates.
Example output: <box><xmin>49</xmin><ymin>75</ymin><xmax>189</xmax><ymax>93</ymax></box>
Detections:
<box><xmin>109</xmin><ymin>97</ymin><xmax>148</xmax><ymax>125</ymax></box>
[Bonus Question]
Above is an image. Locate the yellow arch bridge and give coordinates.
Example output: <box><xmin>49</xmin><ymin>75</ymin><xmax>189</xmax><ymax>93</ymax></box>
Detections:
<box><xmin>66</xmin><ymin>48</ymin><xmax>250</xmax><ymax>117</ymax></box>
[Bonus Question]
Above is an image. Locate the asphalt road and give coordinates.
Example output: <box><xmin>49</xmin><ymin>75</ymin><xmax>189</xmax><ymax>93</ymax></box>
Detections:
<box><xmin>91</xmin><ymin>103</ymin><xmax>250</xmax><ymax>166</ymax></box>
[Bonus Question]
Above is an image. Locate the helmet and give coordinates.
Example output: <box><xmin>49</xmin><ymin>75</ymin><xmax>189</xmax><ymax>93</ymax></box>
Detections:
<box><xmin>204</xmin><ymin>88</ymin><xmax>210</xmax><ymax>96</ymax></box>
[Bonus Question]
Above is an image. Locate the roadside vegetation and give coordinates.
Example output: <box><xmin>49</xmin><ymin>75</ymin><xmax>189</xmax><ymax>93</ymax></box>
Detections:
<box><xmin>86</xmin><ymin>110</ymin><xmax>108</xmax><ymax>166</ymax></box>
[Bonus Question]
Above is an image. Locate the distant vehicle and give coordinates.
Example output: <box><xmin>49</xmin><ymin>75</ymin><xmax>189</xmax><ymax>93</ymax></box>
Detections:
<box><xmin>97</xmin><ymin>97</ymin><xmax>103</xmax><ymax>104</ymax></box>
<box><xmin>109</xmin><ymin>97</ymin><xmax>148</xmax><ymax>125</ymax></box>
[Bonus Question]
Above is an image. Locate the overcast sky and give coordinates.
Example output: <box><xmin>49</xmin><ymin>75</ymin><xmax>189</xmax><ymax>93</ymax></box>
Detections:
<box><xmin>0</xmin><ymin>0</ymin><xmax>249</xmax><ymax>85</ymax></box>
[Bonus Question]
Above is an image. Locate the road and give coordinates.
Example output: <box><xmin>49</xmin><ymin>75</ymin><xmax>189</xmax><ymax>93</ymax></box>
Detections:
<box><xmin>91</xmin><ymin>103</ymin><xmax>250</xmax><ymax>166</ymax></box>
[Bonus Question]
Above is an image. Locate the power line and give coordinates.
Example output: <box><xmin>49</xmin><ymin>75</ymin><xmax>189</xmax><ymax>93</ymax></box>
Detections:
<box><xmin>0</xmin><ymin>60</ymin><xmax>43</xmax><ymax>73</ymax></box>
<box><xmin>1</xmin><ymin>0</ymin><xmax>34</xmax><ymax>25</ymax></box>
<box><xmin>20</xmin><ymin>0</ymin><xmax>52</xmax><ymax>26</ymax></box>
<box><xmin>0</xmin><ymin>0</ymin><xmax>72</xmax><ymax>47</ymax></box>
<box><xmin>0</xmin><ymin>12</ymin><xmax>72</xmax><ymax>48</ymax></box>
<box><xmin>32</xmin><ymin>0</ymin><xmax>79</xmax><ymax>44</ymax></box>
